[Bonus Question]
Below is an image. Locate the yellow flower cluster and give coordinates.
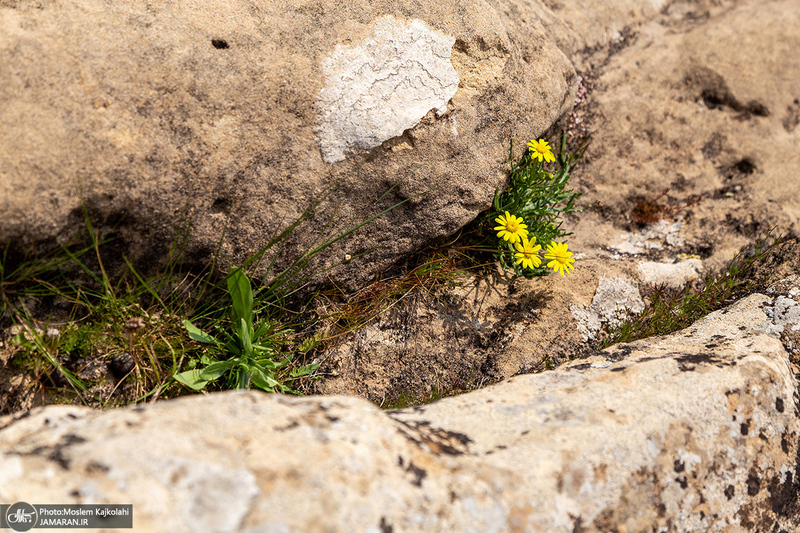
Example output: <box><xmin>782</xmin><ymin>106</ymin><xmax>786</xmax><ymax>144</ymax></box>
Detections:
<box><xmin>493</xmin><ymin>211</ymin><xmax>575</xmax><ymax>275</ymax></box>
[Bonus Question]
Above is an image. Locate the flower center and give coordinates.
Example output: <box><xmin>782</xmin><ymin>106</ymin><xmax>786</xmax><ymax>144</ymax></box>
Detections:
<box><xmin>506</xmin><ymin>220</ymin><xmax>519</xmax><ymax>232</ymax></box>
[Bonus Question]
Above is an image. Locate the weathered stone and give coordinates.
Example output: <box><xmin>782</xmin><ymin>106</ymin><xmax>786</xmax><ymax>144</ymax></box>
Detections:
<box><xmin>567</xmin><ymin>0</ymin><xmax>800</xmax><ymax>275</ymax></box>
<box><xmin>637</xmin><ymin>258</ymin><xmax>703</xmax><ymax>288</ymax></box>
<box><xmin>0</xmin><ymin>0</ymin><xmax>577</xmax><ymax>288</ymax></box>
<box><xmin>1</xmin><ymin>291</ymin><xmax>798</xmax><ymax>532</ymax></box>
<box><xmin>570</xmin><ymin>275</ymin><xmax>644</xmax><ymax>342</ymax></box>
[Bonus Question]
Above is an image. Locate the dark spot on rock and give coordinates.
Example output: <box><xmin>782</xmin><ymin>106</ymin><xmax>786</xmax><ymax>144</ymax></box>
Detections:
<box><xmin>676</xmin><ymin>476</ymin><xmax>688</xmax><ymax>489</ymax></box>
<box><xmin>24</xmin><ymin>433</ymin><xmax>87</xmax><ymax>470</ymax></box>
<box><xmin>705</xmin><ymin>343</ymin><xmax>718</xmax><ymax>348</ymax></box>
<box><xmin>776</xmin><ymin>397</ymin><xmax>785</xmax><ymax>413</ymax></box>
<box><xmin>568</xmin><ymin>363</ymin><xmax>592</xmax><ymax>371</ymax></box>
<box><xmin>274</xmin><ymin>420</ymin><xmax>299</xmax><ymax>431</ymax></box>
<box><xmin>325</xmin><ymin>415</ymin><xmax>340</xmax><ymax>423</ymax></box>
<box><xmin>781</xmin><ymin>436</ymin><xmax>790</xmax><ymax>454</ymax></box>
<box><xmin>85</xmin><ymin>461</ymin><xmax>109</xmax><ymax>474</ymax></box>
<box><xmin>674</xmin><ymin>459</ymin><xmax>685</xmax><ymax>473</ymax></box>
<box><xmin>766</xmin><ymin>452</ymin><xmax>799</xmax><ymax>521</ymax></box>
<box><xmin>745</xmin><ymin>100</ymin><xmax>769</xmax><ymax>117</ymax></box>
<box><xmin>606</xmin><ymin>345</ymin><xmax>635</xmax><ymax>362</ymax></box>
<box><xmin>741</xmin><ymin>421</ymin><xmax>750</xmax><ymax>436</ymax></box>
<box><xmin>406</xmin><ymin>461</ymin><xmax>427</xmax><ymax>487</ymax></box>
<box><xmin>66</xmin><ymin>413</ymin><xmax>78</xmax><ymax>419</ymax></box>
<box><xmin>210</xmin><ymin>196</ymin><xmax>231</xmax><ymax>214</ymax></box>
<box><xmin>610</xmin><ymin>366</ymin><xmax>627</xmax><ymax>372</ymax></box>
<box><xmin>746</xmin><ymin>472</ymin><xmax>760</xmax><ymax>496</ymax></box>
<box><xmin>379</xmin><ymin>517</ymin><xmax>393</xmax><ymax>533</ymax></box>
<box><xmin>211</xmin><ymin>39</ymin><xmax>229</xmax><ymax>49</ymax></box>
<box><xmin>675</xmin><ymin>353</ymin><xmax>735</xmax><ymax>371</ymax></box>
<box><xmin>389</xmin><ymin>418</ymin><xmax>472</xmax><ymax>456</ymax></box>
<box><xmin>521</xmin><ymin>430</ymin><xmax>529</xmax><ymax>436</ymax></box>
<box><xmin>701</xmin><ymin>133</ymin><xmax>725</xmax><ymax>160</ymax></box>
<box><xmin>734</xmin><ymin>158</ymin><xmax>756</xmax><ymax>175</ymax></box>
<box><xmin>724</xmin><ymin>484</ymin><xmax>735</xmax><ymax>499</ymax></box>
<box><xmin>759</xmin><ymin>432</ymin><xmax>768</xmax><ymax>442</ymax></box>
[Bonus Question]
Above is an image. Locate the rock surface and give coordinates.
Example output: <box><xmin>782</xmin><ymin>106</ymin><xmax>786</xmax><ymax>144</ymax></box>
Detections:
<box><xmin>314</xmin><ymin>0</ymin><xmax>800</xmax><ymax>401</ymax></box>
<box><xmin>1</xmin><ymin>291</ymin><xmax>799</xmax><ymax>532</ymax></box>
<box><xmin>0</xmin><ymin>0</ymin><xmax>577</xmax><ymax>288</ymax></box>
<box><xmin>567</xmin><ymin>0</ymin><xmax>800</xmax><ymax>273</ymax></box>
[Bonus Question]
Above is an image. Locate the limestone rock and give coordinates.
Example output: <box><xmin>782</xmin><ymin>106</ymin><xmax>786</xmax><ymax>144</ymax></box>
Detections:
<box><xmin>1</xmin><ymin>292</ymin><xmax>798</xmax><ymax>532</ymax></box>
<box><xmin>567</xmin><ymin>0</ymin><xmax>800</xmax><ymax>274</ymax></box>
<box><xmin>570</xmin><ymin>275</ymin><xmax>644</xmax><ymax>342</ymax></box>
<box><xmin>0</xmin><ymin>0</ymin><xmax>577</xmax><ymax>288</ymax></box>
<box><xmin>637</xmin><ymin>258</ymin><xmax>703</xmax><ymax>288</ymax></box>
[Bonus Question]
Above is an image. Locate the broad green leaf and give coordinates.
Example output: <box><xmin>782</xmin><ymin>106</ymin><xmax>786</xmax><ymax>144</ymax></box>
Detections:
<box><xmin>183</xmin><ymin>320</ymin><xmax>218</xmax><ymax>344</ymax></box>
<box><xmin>173</xmin><ymin>369</ymin><xmax>210</xmax><ymax>390</ymax></box>
<box><xmin>227</xmin><ymin>267</ymin><xmax>253</xmax><ymax>333</ymax></box>
<box><xmin>199</xmin><ymin>360</ymin><xmax>238</xmax><ymax>381</ymax></box>
<box><xmin>249</xmin><ymin>366</ymin><xmax>280</xmax><ymax>392</ymax></box>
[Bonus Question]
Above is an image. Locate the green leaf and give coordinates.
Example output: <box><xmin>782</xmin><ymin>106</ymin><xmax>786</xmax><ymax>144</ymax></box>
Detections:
<box><xmin>249</xmin><ymin>366</ymin><xmax>280</xmax><ymax>392</ymax></box>
<box><xmin>173</xmin><ymin>369</ymin><xmax>210</xmax><ymax>390</ymax></box>
<box><xmin>291</xmin><ymin>363</ymin><xmax>319</xmax><ymax>378</ymax></box>
<box><xmin>183</xmin><ymin>320</ymin><xmax>218</xmax><ymax>344</ymax></box>
<box><xmin>227</xmin><ymin>267</ymin><xmax>253</xmax><ymax>333</ymax></box>
<box><xmin>239</xmin><ymin>318</ymin><xmax>253</xmax><ymax>358</ymax></box>
<box><xmin>199</xmin><ymin>360</ymin><xmax>237</xmax><ymax>381</ymax></box>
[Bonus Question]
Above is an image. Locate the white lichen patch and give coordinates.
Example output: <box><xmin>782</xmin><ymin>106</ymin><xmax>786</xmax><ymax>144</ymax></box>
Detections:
<box><xmin>316</xmin><ymin>16</ymin><xmax>459</xmax><ymax>163</ymax></box>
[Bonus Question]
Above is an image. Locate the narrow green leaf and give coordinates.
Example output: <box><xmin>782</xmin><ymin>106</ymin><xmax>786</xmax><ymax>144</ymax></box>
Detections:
<box><xmin>239</xmin><ymin>318</ymin><xmax>253</xmax><ymax>359</ymax></box>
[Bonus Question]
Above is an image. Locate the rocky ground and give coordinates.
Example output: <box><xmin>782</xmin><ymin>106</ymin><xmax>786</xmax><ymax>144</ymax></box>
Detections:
<box><xmin>1</xmin><ymin>0</ymin><xmax>800</xmax><ymax>530</ymax></box>
<box><xmin>1</xmin><ymin>0</ymin><xmax>799</xmax><ymax>411</ymax></box>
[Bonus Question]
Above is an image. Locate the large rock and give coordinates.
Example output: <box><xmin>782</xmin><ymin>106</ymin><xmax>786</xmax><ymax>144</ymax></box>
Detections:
<box><xmin>1</xmin><ymin>289</ymin><xmax>799</xmax><ymax>532</ymax></box>
<box><xmin>0</xmin><ymin>0</ymin><xmax>578</xmax><ymax>287</ymax></box>
<box><xmin>567</xmin><ymin>0</ymin><xmax>800</xmax><ymax>272</ymax></box>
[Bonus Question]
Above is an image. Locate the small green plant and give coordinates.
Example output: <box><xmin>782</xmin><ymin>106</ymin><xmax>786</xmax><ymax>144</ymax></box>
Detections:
<box><xmin>488</xmin><ymin>133</ymin><xmax>587</xmax><ymax>277</ymax></box>
<box><xmin>602</xmin><ymin>228</ymin><xmax>784</xmax><ymax>348</ymax></box>
<box><xmin>175</xmin><ymin>267</ymin><xmax>318</xmax><ymax>393</ymax></box>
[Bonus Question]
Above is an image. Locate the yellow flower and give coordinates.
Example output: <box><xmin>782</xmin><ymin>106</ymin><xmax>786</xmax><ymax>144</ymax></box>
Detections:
<box><xmin>494</xmin><ymin>211</ymin><xmax>529</xmax><ymax>244</ymax></box>
<box><xmin>544</xmin><ymin>242</ymin><xmax>575</xmax><ymax>276</ymax></box>
<box><xmin>514</xmin><ymin>236</ymin><xmax>542</xmax><ymax>269</ymax></box>
<box><xmin>527</xmin><ymin>139</ymin><xmax>556</xmax><ymax>163</ymax></box>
